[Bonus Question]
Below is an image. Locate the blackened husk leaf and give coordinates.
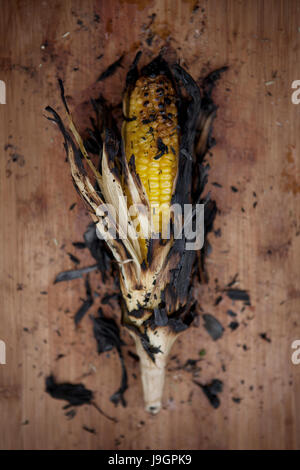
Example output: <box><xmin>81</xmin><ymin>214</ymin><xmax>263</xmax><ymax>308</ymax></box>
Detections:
<box><xmin>74</xmin><ymin>274</ymin><xmax>94</xmax><ymax>325</ymax></box>
<box><xmin>45</xmin><ymin>375</ymin><xmax>94</xmax><ymax>408</ymax></box>
<box><xmin>83</xmin><ymin>223</ymin><xmax>115</xmax><ymax>283</ymax></box>
<box><xmin>91</xmin><ymin>308</ymin><xmax>128</xmax><ymax>407</ymax></box>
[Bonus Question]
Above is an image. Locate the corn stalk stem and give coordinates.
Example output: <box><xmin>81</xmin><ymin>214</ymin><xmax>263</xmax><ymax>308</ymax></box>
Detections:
<box><xmin>130</xmin><ymin>326</ymin><xmax>179</xmax><ymax>414</ymax></box>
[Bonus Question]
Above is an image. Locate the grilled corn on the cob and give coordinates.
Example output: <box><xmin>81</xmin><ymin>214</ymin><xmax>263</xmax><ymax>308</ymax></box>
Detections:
<box><xmin>47</xmin><ymin>53</ymin><xmax>220</xmax><ymax>413</ymax></box>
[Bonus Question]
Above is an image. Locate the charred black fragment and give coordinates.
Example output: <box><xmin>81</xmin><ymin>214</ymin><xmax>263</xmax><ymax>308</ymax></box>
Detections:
<box><xmin>203</xmin><ymin>313</ymin><xmax>224</xmax><ymax>340</ymax></box>
<box><xmin>227</xmin><ymin>273</ymin><xmax>239</xmax><ymax>288</ymax></box>
<box><xmin>195</xmin><ymin>378</ymin><xmax>223</xmax><ymax>409</ymax></box>
<box><xmin>225</xmin><ymin>289</ymin><xmax>251</xmax><ymax>305</ymax></box>
<box><xmin>54</xmin><ymin>264</ymin><xmax>98</xmax><ymax>283</ymax></box>
<box><xmin>45</xmin><ymin>375</ymin><xmax>94</xmax><ymax>408</ymax></box>
<box><xmin>74</xmin><ymin>275</ymin><xmax>93</xmax><ymax>325</ymax></box>
<box><xmin>67</xmin><ymin>252</ymin><xmax>80</xmax><ymax>265</ymax></box>
<box><xmin>97</xmin><ymin>55</ymin><xmax>124</xmax><ymax>82</ymax></box>
<box><xmin>72</xmin><ymin>241</ymin><xmax>86</xmax><ymax>249</ymax></box>
<box><xmin>46</xmin><ymin>375</ymin><xmax>117</xmax><ymax>422</ymax></box>
<box><xmin>214</xmin><ymin>295</ymin><xmax>223</xmax><ymax>306</ymax></box>
<box><xmin>91</xmin><ymin>308</ymin><xmax>128</xmax><ymax>407</ymax></box>
<box><xmin>227</xmin><ymin>309</ymin><xmax>237</xmax><ymax>317</ymax></box>
<box><xmin>82</xmin><ymin>425</ymin><xmax>96</xmax><ymax>434</ymax></box>
<box><xmin>259</xmin><ymin>332</ymin><xmax>271</xmax><ymax>343</ymax></box>
<box><xmin>228</xmin><ymin>321</ymin><xmax>239</xmax><ymax>331</ymax></box>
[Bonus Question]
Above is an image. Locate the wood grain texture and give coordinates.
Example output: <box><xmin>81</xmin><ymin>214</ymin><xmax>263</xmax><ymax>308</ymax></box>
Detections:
<box><xmin>0</xmin><ymin>0</ymin><xmax>300</xmax><ymax>450</ymax></box>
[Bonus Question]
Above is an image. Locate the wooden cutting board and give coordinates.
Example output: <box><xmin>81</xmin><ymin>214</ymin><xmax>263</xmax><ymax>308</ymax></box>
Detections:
<box><xmin>0</xmin><ymin>0</ymin><xmax>300</xmax><ymax>450</ymax></box>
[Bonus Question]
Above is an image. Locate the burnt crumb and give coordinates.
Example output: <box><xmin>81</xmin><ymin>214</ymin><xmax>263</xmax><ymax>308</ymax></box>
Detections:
<box><xmin>228</xmin><ymin>321</ymin><xmax>239</xmax><ymax>331</ymax></box>
<box><xmin>253</xmin><ymin>201</ymin><xmax>258</xmax><ymax>208</ymax></box>
<box><xmin>21</xmin><ymin>420</ymin><xmax>29</xmax><ymax>426</ymax></box>
<box><xmin>55</xmin><ymin>354</ymin><xmax>66</xmax><ymax>361</ymax></box>
<box><xmin>195</xmin><ymin>379</ymin><xmax>223</xmax><ymax>409</ymax></box>
<box><xmin>192</xmin><ymin>3</ymin><xmax>200</xmax><ymax>14</ymax></box>
<box><xmin>232</xmin><ymin>397</ymin><xmax>242</xmax><ymax>404</ymax></box>
<box><xmin>212</xmin><ymin>182</ymin><xmax>222</xmax><ymax>188</ymax></box>
<box><xmin>182</xmin><ymin>359</ymin><xmax>201</xmax><ymax>375</ymax></box>
<box><xmin>203</xmin><ymin>313</ymin><xmax>224</xmax><ymax>340</ymax></box>
<box><xmin>82</xmin><ymin>425</ymin><xmax>96</xmax><ymax>434</ymax></box>
<box><xmin>259</xmin><ymin>332</ymin><xmax>271</xmax><ymax>343</ymax></box>
<box><xmin>231</xmin><ymin>186</ymin><xmax>238</xmax><ymax>192</ymax></box>
<box><xmin>214</xmin><ymin>295</ymin><xmax>223</xmax><ymax>306</ymax></box>
<box><xmin>214</xmin><ymin>228</ymin><xmax>222</xmax><ymax>238</ymax></box>
<box><xmin>4</xmin><ymin>143</ymin><xmax>25</xmax><ymax>167</ymax></box>
<box><xmin>226</xmin><ymin>273</ymin><xmax>239</xmax><ymax>288</ymax></box>
<box><xmin>11</xmin><ymin>153</ymin><xmax>25</xmax><ymax>165</ymax></box>
<box><xmin>65</xmin><ymin>409</ymin><xmax>76</xmax><ymax>420</ymax></box>
<box><xmin>67</xmin><ymin>252</ymin><xmax>80</xmax><ymax>265</ymax></box>
<box><xmin>225</xmin><ymin>288</ymin><xmax>250</xmax><ymax>305</ymax></box>
<box><xmin>17</xmin><ymin>283</ymin><xmax>24</xmax><ymax>291</ymax></box>
<box><xmin>227</xmin><ymin>309</ymin><xmax>237</xmax><ymax>317</ymax></box>
<box><xmin>243</xmin><ymin>344</ymin><xmax>248</xmax><ymax>351</ymax></box>
<box><xmin>69</xmin><ymin>202</ymin><xmax>77</xmax><ymax>211</ymax></box>
<box><xmin>97</xmin><ymin>55</ymin><xmax>124</xmax><ymax>82</ymax></box>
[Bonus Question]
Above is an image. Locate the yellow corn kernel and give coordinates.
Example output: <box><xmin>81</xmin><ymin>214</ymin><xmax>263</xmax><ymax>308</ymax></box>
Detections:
<box><xmin>124</xmin><ymin>74</ymin><xmax>179</xmax><ymax>235</ymax></box>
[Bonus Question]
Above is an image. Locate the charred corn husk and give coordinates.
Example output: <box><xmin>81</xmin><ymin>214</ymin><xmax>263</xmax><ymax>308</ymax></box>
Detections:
<box><xmin>47</xmin><ymin>53</ymin><xmax>221</xmax><ymax>414</ymax></box>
